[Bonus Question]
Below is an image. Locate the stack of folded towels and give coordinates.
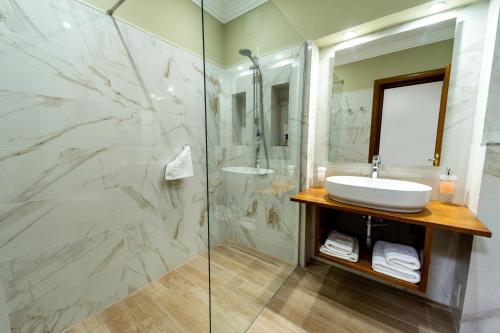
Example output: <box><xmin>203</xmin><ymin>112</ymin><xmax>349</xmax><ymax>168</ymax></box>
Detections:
<box><xmin>320</xmin><ymin>230</ymin><xmax>359</xmax><ymax>262</ymax></box>
<box><xmin>372</xmin><ymin>240</ymin><xmax>421</xmax><ymax>283</ymax></box>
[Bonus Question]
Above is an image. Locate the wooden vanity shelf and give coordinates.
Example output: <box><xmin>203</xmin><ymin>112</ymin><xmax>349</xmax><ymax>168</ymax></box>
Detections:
<box><xmin>291</xmin><ymin>188</ymin><xmax>492</xmax><ymax>293</ymax></box>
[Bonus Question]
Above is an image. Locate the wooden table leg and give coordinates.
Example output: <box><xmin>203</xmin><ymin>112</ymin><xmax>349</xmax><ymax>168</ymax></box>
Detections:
<box><xmin>419</xmin><ymin>226</ymin><xmax>433</xmax><ymax>292</ymax></box>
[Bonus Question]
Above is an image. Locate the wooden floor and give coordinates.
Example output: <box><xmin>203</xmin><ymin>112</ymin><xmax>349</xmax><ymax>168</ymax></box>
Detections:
<box><xmin>66</xmin><ymin>242</ymin><xmax>294</xmax><ymax>333</ymax></box>
<box><xmin>67</xmin><ymin>243</ymin><xmax>455</xmax><ymax>333</ymax></box>
<box><xmin>248</xmin><ymin>261</ymin><xmax>455</xmax><ymax>333</ymax></box>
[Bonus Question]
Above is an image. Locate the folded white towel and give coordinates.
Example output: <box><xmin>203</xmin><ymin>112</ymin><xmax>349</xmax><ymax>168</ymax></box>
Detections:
<box><xmin>372</xmin><ymin>241</ymin><xmax>421</xmax><ymax>284</ymax></box>
<box><xmin>324</xmin><ymin>230</ymin><xmax>355</xmax><ymax>254</ymax></box>
<box><xmin>165</xmin><ymin>145</ymin><xmax>194</xmax><ymax>180</ymax></box>
<box><xmin>320</xmin><ymin>237</ymin><xmax>359</xmax><ymax>262</ymax></box>
<box><xmin>382</xmin><ymin>240</ymin><xmax>421</xmax><ymax>271</ymax></box>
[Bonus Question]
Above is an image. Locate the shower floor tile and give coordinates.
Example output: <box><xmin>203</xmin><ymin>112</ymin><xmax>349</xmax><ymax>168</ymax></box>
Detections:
<box><xmin>66</xmin><ymin>244</ymin><xmax>455</xmax><ymax>333</ymax></box>
<box><xmin>65</xmin><ymin>242</ymin><xmax>294</xmax><ymax>333</ymax></box>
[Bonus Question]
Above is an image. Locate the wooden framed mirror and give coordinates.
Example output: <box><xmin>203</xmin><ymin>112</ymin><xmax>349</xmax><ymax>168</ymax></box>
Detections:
<box><xmin>368</xmin><ymin>65</ymin><xmax>451</xmax><ymax>166</ymax></box>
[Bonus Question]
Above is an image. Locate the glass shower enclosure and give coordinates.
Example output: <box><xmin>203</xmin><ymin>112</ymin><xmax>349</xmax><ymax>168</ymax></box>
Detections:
<box><xmin>202</xmin><ymin>1</ymin><xmax>306</xmax><ymax>331</ymax></box>
<box><xmin>0</xmin><ymin>0</ymin><xmax>305</xmax><ymax>331</ymax></box>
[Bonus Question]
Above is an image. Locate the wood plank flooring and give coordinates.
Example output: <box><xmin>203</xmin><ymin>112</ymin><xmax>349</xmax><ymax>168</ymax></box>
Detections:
<box><xmin>66</xmin><ymin>243</ymin><xmax>455</xmax><ymax>333</ymax></box>
<box><xmin>66</xmin><ymin>242</ymin><xmax>294</xmax><ymax>333</ymax></box>
<box><xmin>249</xmin><ymin>261</ymin><xmax>455</xmax><ymax>333</ymax></box>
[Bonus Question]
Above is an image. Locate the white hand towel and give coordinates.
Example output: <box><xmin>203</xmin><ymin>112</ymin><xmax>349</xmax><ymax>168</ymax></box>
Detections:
<box><xmin>325</xmin><ymin>230</ymin><xmax>355</xmax><ymax>254</ymax></box>
<box><xmin>382</xmin><ymin>240</ymin><xmax>421</xmax><ymax>271</ymax></box>
<box><xmin>372</xmin><ymin>241</ymin><xmax>421</xmax><ymax>284</ymax></box>
<box><xmin>320</xmin><ymin>237</ymin><xmax>359</xmax><ymax>262</ymax></box>
<box><xmin>165</xmin><ymin>145</ymin><xmax>194</xmax><ymax>180</ymax></box>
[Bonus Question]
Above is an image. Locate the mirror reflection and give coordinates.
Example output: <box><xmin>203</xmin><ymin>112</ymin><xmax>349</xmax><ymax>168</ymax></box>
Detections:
<box><xmin>328</xmin><ymin>21</ymin><xmax>454</xmax><ymax>166</ymax></box>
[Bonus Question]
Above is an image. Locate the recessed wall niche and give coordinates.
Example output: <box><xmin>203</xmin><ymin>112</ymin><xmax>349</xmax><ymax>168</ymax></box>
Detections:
<box><xmin>232</xmin><ymin>91</ymin><xmax>246</xmax><ymax>145</ymax></box>
<box><xmin>271</xmin><ymin>83</ymin><xmax>290</xmax><ymax>146</ymax></box>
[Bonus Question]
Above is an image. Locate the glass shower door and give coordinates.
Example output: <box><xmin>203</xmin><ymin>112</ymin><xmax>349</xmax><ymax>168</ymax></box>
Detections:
<box><xmin>201</xmin><ymin>1</ymin><xmax>306</xmax><ymax>331</ymax></box>
<box><xmin>0</xmin><ymin>0</ymin><xmax>211</xmax><ymax>332</ymax></box>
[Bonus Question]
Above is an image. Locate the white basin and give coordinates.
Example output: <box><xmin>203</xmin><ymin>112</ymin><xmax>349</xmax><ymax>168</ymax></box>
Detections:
<box><xmin>326</xmin><ymin>176</ymin><xmax>432</xmax><ymax>213</ymax></box>
<box><xmin>222</xmin><ymin>166</ymin><xmax>274</xmax><ymax>175</ymax></box>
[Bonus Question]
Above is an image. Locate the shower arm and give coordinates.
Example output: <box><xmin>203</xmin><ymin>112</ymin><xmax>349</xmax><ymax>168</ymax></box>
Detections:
<box><xmin>107</xmin><ymin>0</ymin><xmax>127</xmax><ymax>16</ymax></box>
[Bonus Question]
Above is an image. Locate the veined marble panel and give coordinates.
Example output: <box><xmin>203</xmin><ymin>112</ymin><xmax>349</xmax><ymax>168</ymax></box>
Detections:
<box><xmin>461</xmin><ymin>195</ymin><xmax>500</xmax><ymax>331</ymax></box>
<box><xmin>0</xmin><ymin>0</ymin><xmax>217</xmax><ymax>331</ymax></box>
<box><xmin>460</xmin><ymin>3</ymin><xmax>500</xmax><ymax>329</ymax></box>
<box><xmin>461</xmin><ymin>144</ymin><xmax>500</xmax><ymax>333</ymax></box>
<box><xmin>329</xmin><ymin>89</ymin><xmax>372</xmax><ymax>163</ymax></box>
<box><xmin>427</xmin><ymin>232</ymin><xmax>458</xmax><ymax>305</ymax></box>
<box><xmin>208</xmin><ymin>44</ymin><xmax>305</xmax><ymax>264</ymax></box>
<box><xmin>0</xmin><ymin>186</ymin><xmax>209</xmax><ymax>333</ymax></box>
<box><xmin>482</xmin><ymin>0</ymin><xmax>500</xmax><ymax>146</ymax></box>
<box><xmin>440</xmin><ymin>3</ymin><xmax>491</xmax><ymax>205</ymax></box>
<box><xmin>0</xmin><ymin>282</ymin><xmax>10</xmax><ymax>332</ymax></box>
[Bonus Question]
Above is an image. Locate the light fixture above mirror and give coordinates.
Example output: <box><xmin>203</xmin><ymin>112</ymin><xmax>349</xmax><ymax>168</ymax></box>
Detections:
<box><xmin>428</xmin><ymin>1</ymin><xmax>447</xmax><ymax>13</ymax></box>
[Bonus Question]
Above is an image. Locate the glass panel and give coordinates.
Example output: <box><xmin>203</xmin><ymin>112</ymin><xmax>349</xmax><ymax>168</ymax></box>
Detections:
<box><xmin>0</xmin><ymin>0</ymin><xmax>209</xmax><ymax>332</ymax></box>
<box><xmin>202</xmin><ymin>1</ymin><xmax>306</xmax><ymax>331</ymax></box>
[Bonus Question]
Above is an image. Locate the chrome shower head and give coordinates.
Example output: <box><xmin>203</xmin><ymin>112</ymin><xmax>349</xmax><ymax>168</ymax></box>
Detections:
<box><xmin>239</xmin><ymin>48</ymin><xmax>252</xmax><ymax>57</ymax></box>
<box><xmin>239</xmin><ymin>48</ymin><xmax>260</xmax><ymax>71</ymax></box>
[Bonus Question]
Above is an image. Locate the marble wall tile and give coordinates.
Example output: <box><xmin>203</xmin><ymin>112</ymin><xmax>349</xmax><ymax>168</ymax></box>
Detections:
<box><xmin>461</xmin><ymin>2</ymin><xmax>500</xmax><ymax>330</ymax></box>
<box><xmin>0</xmin><ymin>282</ymin><xmax>10</xmax><ymax>332</ymax></box>
<box><xmin>450</xmin><ymin>232</ymin><xmax>474</xmax><ymax>331</ymax></box>
<box><xmin>329</xmin><ymin>89</ymin><xmax>373</xmax><ymax>163</ymax></box>
<box><xmin>461</xmin><ymin>81</ymin><xmax>500</xmax><ymax>333</ymax></box>
<box><xmin>461</xmin><ymin>171</ymin><xmax>500</xmax><ymax>332</ymax></box>
<box><xmin>482</xmin><ymin>0</ymin><xmax>500</xmax><ymax>146</ymax></box>
<box><xmin>427</xmin><ymin>230</ymin><xmax>462</xmax><ymax>306</ymax></box>
<box><xmin>208</xmin><ymin>44</ymin><xmax>305</xmax><ymax>264</ymax></box>
<box><xmin>0</xmin><ymin>0</ymin><xmax>215</xmax><ymax>331</ymax></box>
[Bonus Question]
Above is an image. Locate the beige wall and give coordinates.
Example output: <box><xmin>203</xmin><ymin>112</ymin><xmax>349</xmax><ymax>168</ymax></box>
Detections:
<box><xmin>80</xmin><ymin>0</ymin><xmax>225</xmax><ymax>65</ymax></box>
<box><xmin>220</xmin><ymin>2</ymin><xmax>303</xmax><ymax>66</ymax></box>
<box><xmin>270</xmin><ymin>0</ymin><xmax>431</xmax><ymax>40</ymax></box>
<box><xmin>79</xmin><ymin>0</ymin><xmax>302</xmax><ymax>67</ymax></box>
<box><xmin>335</xmin><ymin>39</ymin><xmax>454</xmax><ymax>92</ymax></box>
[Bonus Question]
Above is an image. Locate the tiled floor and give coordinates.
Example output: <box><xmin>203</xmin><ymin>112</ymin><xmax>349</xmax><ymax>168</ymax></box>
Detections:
<box><xmin>67</xmin><ymin>243</ymin><xmax>455</xmax><ymax>333</ymax></box>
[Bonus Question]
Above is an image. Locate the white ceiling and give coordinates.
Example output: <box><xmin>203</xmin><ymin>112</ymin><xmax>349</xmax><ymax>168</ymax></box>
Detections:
<box><xmin>192</xmin><ymin>0</ymin><xmax>268</xmax><ymax>23</ymax></box>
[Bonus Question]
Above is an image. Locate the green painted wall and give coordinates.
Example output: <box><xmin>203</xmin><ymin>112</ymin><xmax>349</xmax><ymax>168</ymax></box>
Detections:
<box><xmin>79</xmin><ymin>0</ymin><xmax>302</xmax><ymax>67</ymax></box>
<box><xmin>81</xmin><ymin>0</ymin><xmax>225</xmax><ymax>65</ymax></box>
<box><xmin>270</xmin><ymin>0</ymin><xmax>432</xmax><ymax>41</ymax></box>
<box><xmin>335</xmin><ymin>39</ymin><xmax>454</xmax><ymax>92</ymax></box>
<box><xmin>220</xmin><ymin>2</ymin><xmax>303</xmax><ymax>66</ymax></box>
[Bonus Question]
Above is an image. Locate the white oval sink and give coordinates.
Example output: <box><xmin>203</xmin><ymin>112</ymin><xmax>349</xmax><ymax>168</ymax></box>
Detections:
<box><xmin>326</xmin><ymin>176</ymin><xmax>432</xmax><ymax>213</ymax></box>
<box><xmin>222</xmin><ymin>166</ymin><xmax>274</xmax><ymax>175</ymax></box>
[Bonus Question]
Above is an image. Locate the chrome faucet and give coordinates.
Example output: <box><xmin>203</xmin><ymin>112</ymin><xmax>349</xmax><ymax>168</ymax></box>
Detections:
<box><xmin>371</xmin><ymin>155</ymin><xmax>381</xmax><ymax>178</ymax></box>
<box><xmin>255</xmin><ymin>144</ymin><xmax>261</xmax><ymax>169</ymax></box>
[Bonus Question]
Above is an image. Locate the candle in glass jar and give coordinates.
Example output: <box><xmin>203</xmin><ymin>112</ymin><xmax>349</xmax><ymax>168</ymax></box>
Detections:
<box><xmin>439</xmin><ymin>180</ymin><xmax>455</xmax><ymax>194</ymax></box>
<box><xmin>439</xmin><ymin>168</ymin><xmax>457</xmax><ymax>195</ymax></box>
<box><xmin>317</xmin><ymin>167</ymin><xmax>327</xmax><ymax>188</ymax></box>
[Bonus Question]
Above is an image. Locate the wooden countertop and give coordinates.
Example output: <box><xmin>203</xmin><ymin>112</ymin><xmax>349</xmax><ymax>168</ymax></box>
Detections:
<box><xmin>291</xmin><ymin>188</ymin><xmax>492</xmax><ymax>237</ymax></box>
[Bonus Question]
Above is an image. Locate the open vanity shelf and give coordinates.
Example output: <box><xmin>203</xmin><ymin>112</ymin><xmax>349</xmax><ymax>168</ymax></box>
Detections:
<box><xmin>291</xmin><ymin>188</ymin><xmax>492</xmax><ymax>292</ymax></box>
